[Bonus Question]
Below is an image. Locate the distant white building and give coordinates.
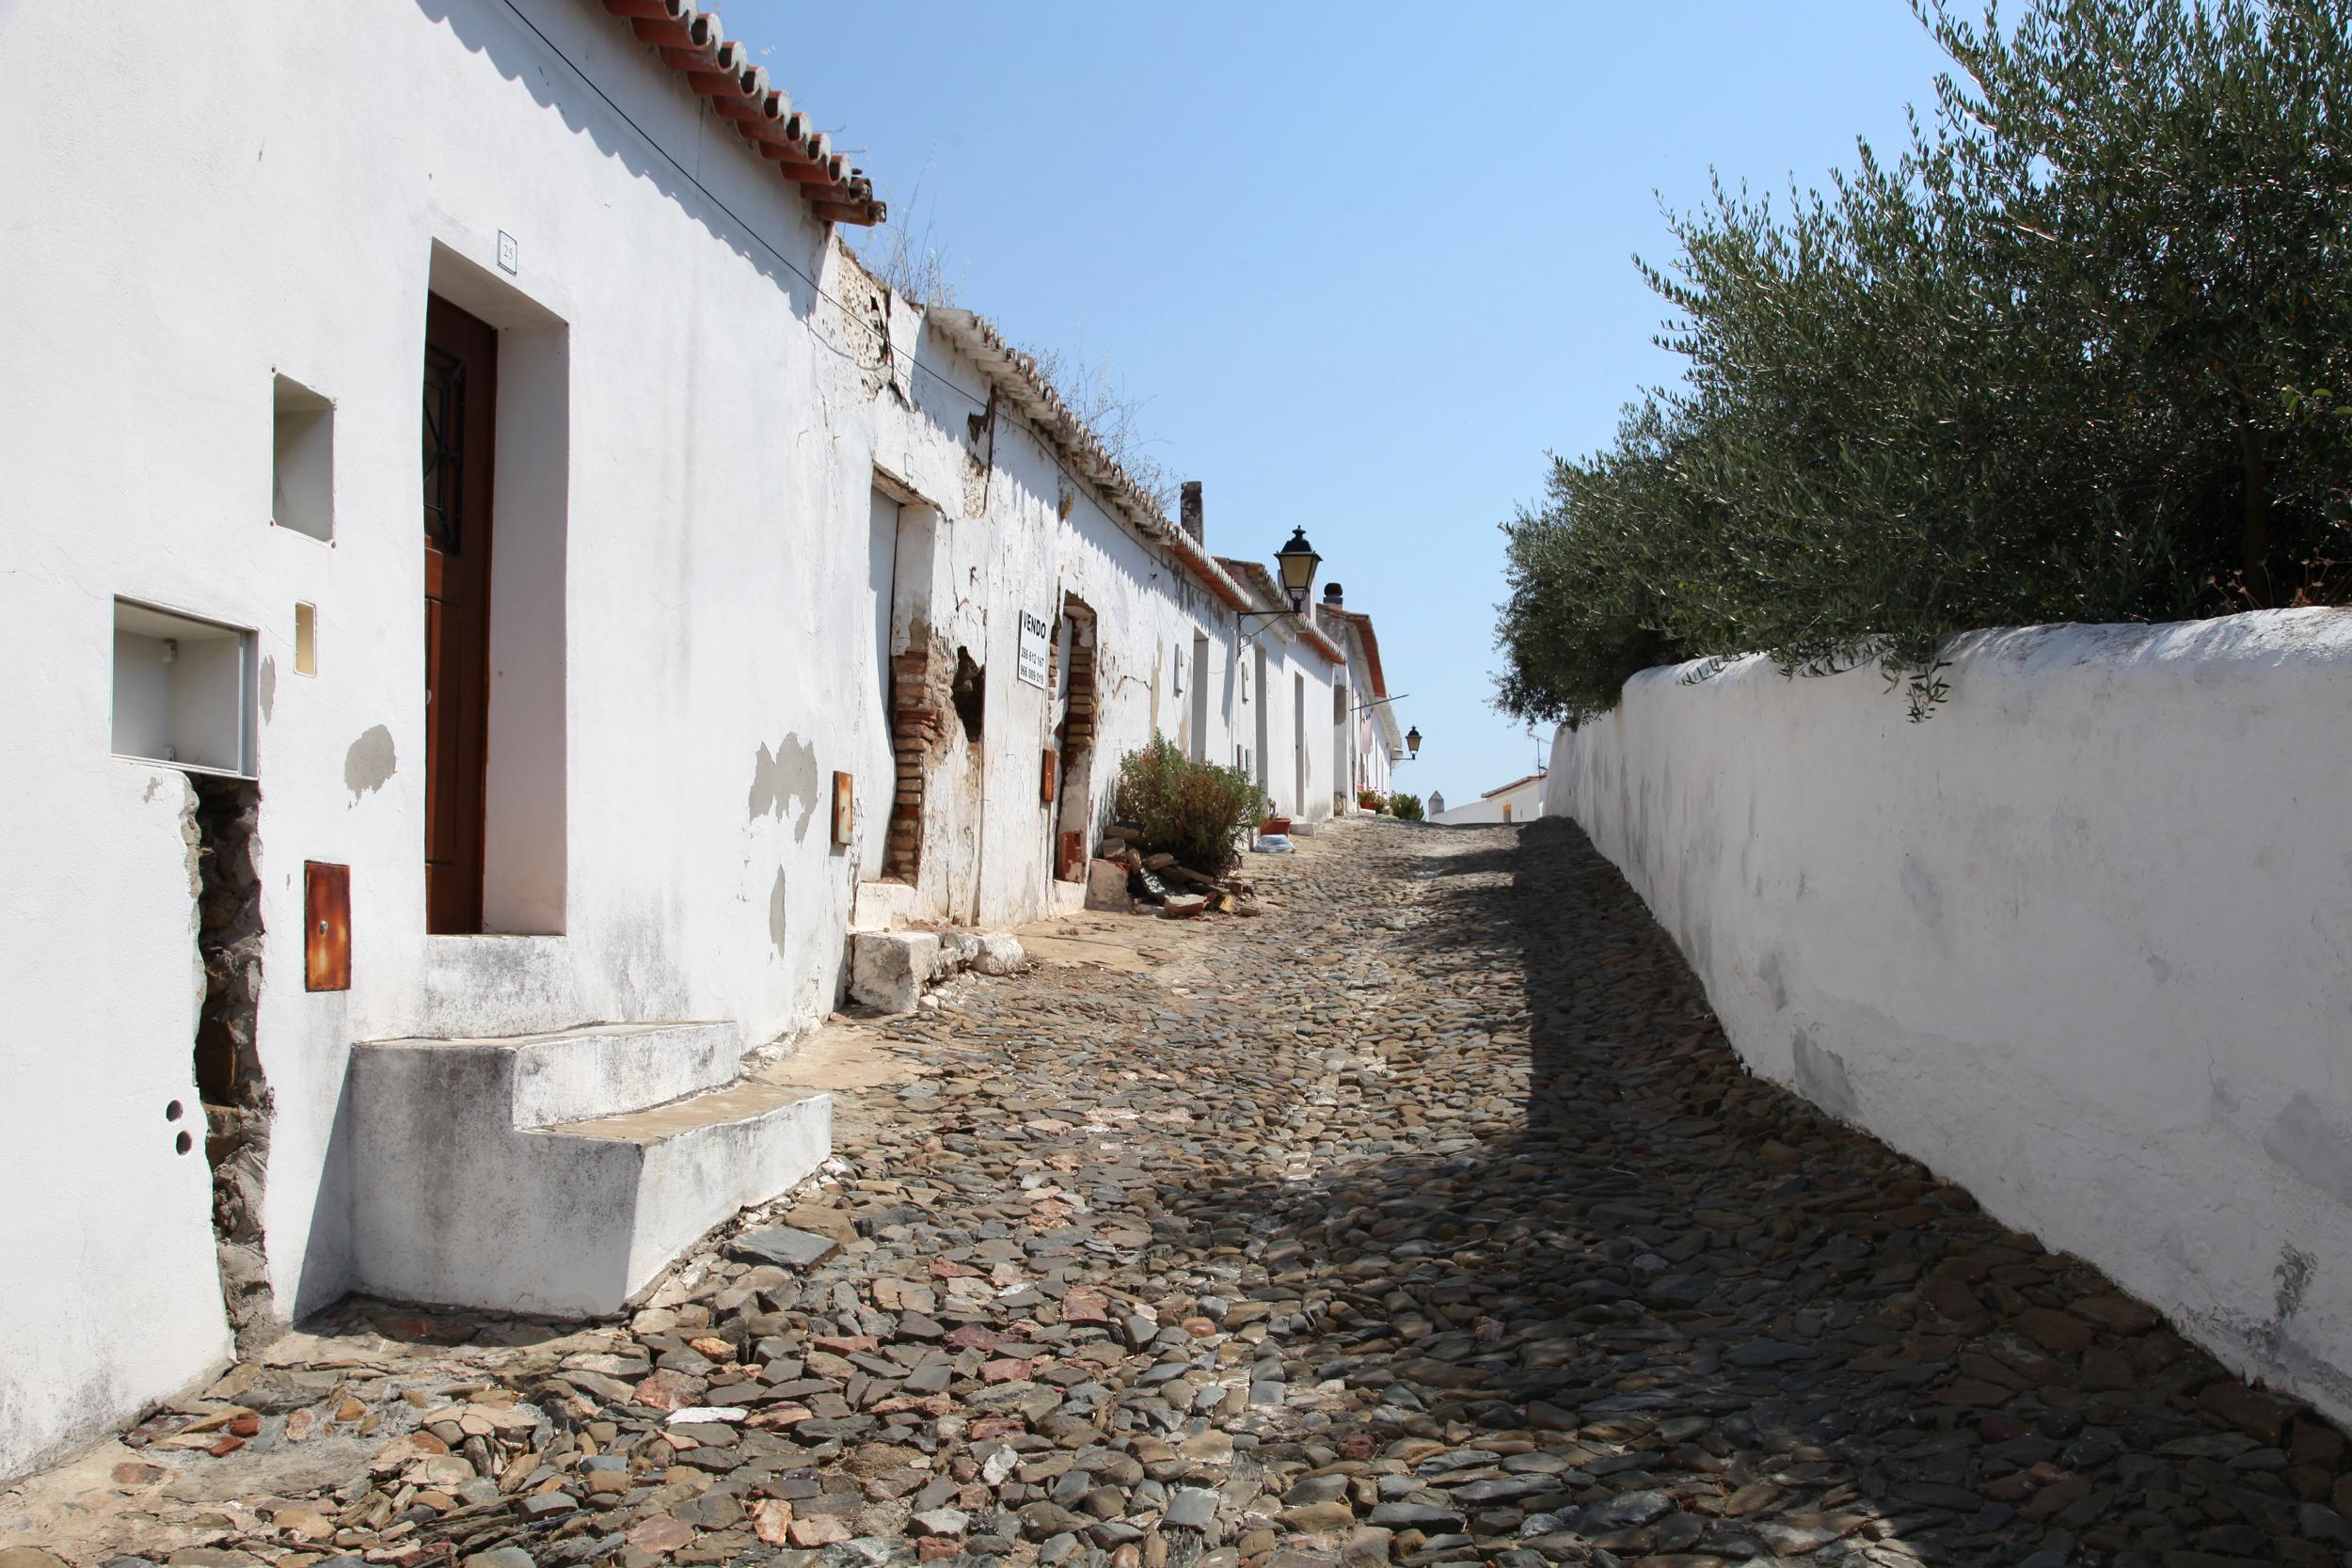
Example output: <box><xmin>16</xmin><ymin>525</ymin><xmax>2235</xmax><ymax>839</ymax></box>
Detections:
<box><xmin>1428</xmin><ymin>790</ymin><xmax>1447</xmax><ymax>816</ymax></box>
<box><xmin>1434</xmin><ymin>771</ymin><xmax>1547</xmax><ymax>825</ymax></box>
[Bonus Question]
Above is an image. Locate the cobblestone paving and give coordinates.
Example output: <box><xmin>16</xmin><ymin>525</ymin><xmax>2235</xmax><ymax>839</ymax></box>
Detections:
<box><xmin>8</xmin><ymin>818</ymin><xmax>2350</xmax><ymax>1568</ymax></box>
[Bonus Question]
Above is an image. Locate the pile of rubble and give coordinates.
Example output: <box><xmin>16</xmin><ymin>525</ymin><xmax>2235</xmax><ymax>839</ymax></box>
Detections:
<box><xmin>1083</xmin><ymin>826</ymin><xmax>1263</xmax><ymax>922</ymax></box>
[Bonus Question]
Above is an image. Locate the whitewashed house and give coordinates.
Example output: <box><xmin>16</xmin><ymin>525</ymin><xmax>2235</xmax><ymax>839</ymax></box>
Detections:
<box><xmin>1216</xmin><ymin>556</ymin><xmax>1345</xmax><ymax>823</ymax></box>
<box><xmin>0</xmin><ymin>0</ymin><xmax>1398</xmax><ymax>1481</ymax></box>
<box><xmin>1316</xmin><ymin>586</ymin><xmax>1410</xmax><ymax>806</ymax></box>
<box><xmin>1434</xmin><ymin>771</ymin><xmax>1549</xmax><ymax>825</ymax></box>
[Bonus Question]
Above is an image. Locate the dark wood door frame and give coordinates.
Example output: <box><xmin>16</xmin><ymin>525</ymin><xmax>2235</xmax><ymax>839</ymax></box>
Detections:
<box><xmin>422</xmin><ymin>294</ymin><xmax>497</xmax><ymax>934</ymax></box>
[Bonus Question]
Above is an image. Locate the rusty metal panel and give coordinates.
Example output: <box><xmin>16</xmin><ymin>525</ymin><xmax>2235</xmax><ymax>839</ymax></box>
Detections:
<box><xmin>1041</xmin><ymin>748</ymin><xmax>1057</xmax><ymax>805</ymax></box>
<box><xmin>832</xmin><ymin>770</ymin><xmax>855</xmax><ymax>847</ymax></box>
<box><xmin>305</xmin><ymin>862</ymin><xmax>350</xmax><ymax>991</ymax></box>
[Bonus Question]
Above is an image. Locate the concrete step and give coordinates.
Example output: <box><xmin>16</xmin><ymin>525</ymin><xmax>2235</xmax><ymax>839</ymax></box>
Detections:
<box><xmin>361</xmin><ymin>1020</ymin><xmax>742</xmax><ymax>1128</ymax></box>
<box><xmin>348</xmin><ymin>1023</ymin><xmax>831</xmax><ymax>1318</ymax></box>
<box><xmin>539</xmin><ymin>1082</ymin><xmax>831</xmax><ymax>1307</ymax></box>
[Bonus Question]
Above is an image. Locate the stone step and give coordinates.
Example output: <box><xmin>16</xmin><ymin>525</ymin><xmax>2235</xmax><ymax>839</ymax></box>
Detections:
<box><xmin>348</xmin><ymin>1024</ymin><xmax>830</xmax><ymax>1318</ymax></box>
<box><xmin>360</xmin><ymin>1020</ymin><xmax>743</xmax><ymax>1128</ymax></box>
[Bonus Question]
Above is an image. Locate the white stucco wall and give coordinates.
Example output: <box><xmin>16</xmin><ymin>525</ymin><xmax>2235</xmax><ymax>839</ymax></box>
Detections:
<box><xmin>2</xmin><ymin>0</ymin><xmax>1359</xmax><ymax>1480</ymax></box>
<box><xmin>1250</xmin><ymin>628</ymin><xmax>1338</xmax><ymax>822</ymax></box>
<box><xmin>2</xmin><ymin>0</ymin><xmax>919</xmax><ymax>1475</ymax></box>
<box><xmin>1545</xmin><ymin>608</ymin><xmax>2352</xmax><ymax>1423</ymax></box>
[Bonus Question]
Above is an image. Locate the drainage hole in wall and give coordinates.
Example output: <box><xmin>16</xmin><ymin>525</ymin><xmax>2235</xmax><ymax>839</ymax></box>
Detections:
<box><xmin>166</xmin><ymin>1100</ymin><xmax>183</xmax><ymax>1121</ymax></box>
<box><xmin>175</xmin><ymin>1131</ymin><xmax>194</xmax><ymax>1155</ymax></box>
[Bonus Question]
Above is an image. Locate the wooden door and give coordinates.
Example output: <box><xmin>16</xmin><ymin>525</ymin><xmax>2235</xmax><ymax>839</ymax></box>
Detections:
<box><xmin>421</xmin><ymin>295</ymin><xmax>497</xmax><ymax>934</ymax></box>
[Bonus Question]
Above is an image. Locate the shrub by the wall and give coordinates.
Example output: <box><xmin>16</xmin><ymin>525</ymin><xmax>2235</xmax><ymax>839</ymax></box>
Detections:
<box><xmin>1390</xmin><ymin>792</ymin><xmax>1425</xmax><ymax>821</ymax></box>
<box><xmin>1113</xmin><ymin>737</ymin><xmax>1267</xmax><ymax>876</ymax></box>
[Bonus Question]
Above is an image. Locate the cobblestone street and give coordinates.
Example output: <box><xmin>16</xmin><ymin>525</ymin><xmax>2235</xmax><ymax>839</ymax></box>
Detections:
<box><xmin>8</xmin><ymin>818</ymin><xmax>2345</xmax><ymax>1568</ymax></box>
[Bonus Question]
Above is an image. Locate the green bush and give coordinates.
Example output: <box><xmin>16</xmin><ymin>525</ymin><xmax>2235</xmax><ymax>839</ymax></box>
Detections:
<box><xmin>1390</xmin><ymin>792</ymin><xmax>1425</xmax><ymax>821</ymax></box>
<box><xmin>1112</xmin><ymin>737</ymin><xmax>1268</xmax><ymax>876</ymax></box>
<box><xmin>1499</xmin><ymin>0</ymin><xmax>2352</xmax><ymax>723</ymax></box>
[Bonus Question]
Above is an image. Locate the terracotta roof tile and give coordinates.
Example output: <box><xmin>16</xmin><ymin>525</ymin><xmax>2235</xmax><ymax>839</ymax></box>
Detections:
<box><xmin>1319</xmin><ymin>605</ymin><xmax>1388</xmax><ymax>699</ymax></box>
<box><xmin>1481</xmin><ymin>771</ymin><xmax>1547</xmax><ymax>800</ymax></box>
<box><xmin>1215</xmin><ymin>559</ymin><xmax>1345</xmax><ymax>663</ymax></box>
<box><xmin>597</xmin><ymin>0</ymin><xmax>883</xmax><ymax>226</ymax></box>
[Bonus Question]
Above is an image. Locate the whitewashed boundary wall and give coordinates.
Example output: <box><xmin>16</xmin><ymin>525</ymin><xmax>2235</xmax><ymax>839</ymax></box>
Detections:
<box><xmin>1546</xmin><ymin>608</ymin><xmax>2352</xmax><ymax>1425</ymax></box>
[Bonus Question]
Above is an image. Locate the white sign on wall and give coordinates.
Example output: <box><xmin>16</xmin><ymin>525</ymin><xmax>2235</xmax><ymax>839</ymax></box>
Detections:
<box><xmin>1017</xmin><ymin>610</ymin><xmax>1051</xmax><ymax>690</ymax></box>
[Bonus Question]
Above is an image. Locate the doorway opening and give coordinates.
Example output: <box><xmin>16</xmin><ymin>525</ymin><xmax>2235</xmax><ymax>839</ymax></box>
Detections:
<box><xmin>1188</xmin><ymin>631</ymin><xmax>1211</xmax><ymax>762</ymax></box>
<box><xmin>421</xmin><ymin>293</ymin><xmax>497</xmax><ymax>933</ymax></box>
<box><xmin>421</xmin><ymin>245</ymin><xmax>570</xmax><ymax>936</ymax></box>
<box><xmin>878</xmin><ymin>499</ymin><xmax>945</xmax><ymax>888</ymax></box>
<box><xmin>1293</xmin><ymin>673</ymin><xmax>1308</xmax><ymax>816</ymax></box>
<box><xmin>1053</xmin><ymin>595</ymin><xmax>1099</xmax><ymax>881</ymax></box>
<box><xmin>1333</xmin><ymin>680</ymin><xmax>1352</xmax><ymax>810</ymax></box>
<box><xmin>1252</xmin><ymin>645</ymin><xmax>1270</xmax><ymax>800</ymax></box>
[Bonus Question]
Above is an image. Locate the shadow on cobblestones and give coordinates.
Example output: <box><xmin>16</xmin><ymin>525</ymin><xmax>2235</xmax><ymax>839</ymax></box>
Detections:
<box><xmin>1120</xmin><ymin>818</ymin><xmax>2352</xmax><ymax>1568</ymax></box>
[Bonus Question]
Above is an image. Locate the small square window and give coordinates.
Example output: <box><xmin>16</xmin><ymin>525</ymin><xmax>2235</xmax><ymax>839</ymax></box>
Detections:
<box><xmin>113</xmin><ymin>598</ymin><xmax>255</xmax><ymax>777</ymax></box>
<box><xmin>273</xmin><ymin>374</ymin><xmax>334</xmax><ymax>541</ymax></box>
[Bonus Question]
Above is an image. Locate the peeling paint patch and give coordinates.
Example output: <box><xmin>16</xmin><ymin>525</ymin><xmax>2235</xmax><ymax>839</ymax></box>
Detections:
<box><xmin>343</xmin><ymin>724</ymin><xmax>396</xmax><ymax>802</ymax></box>
<box><xmin>748</xmin><ymin>734</ymin><xmax>820</xmax><ymax>843</ymax></box>
<box><xmin>1792</xmin><ymin>1028</ymin><xmax>1858</xmax><ymax>1121</ymax></box>
<box><xmin>769</xmin><ymin>866</ymin><xmax>789</xmax><ymax>955</ymax></box>
<box><xmin>260</xmin><ymin>656</ymin><xmax>277</xmax><ymax>722</ymax></box>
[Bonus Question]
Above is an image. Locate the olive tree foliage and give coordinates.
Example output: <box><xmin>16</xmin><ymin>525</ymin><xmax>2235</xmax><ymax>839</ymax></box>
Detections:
<box><xmin>1498</xmin><ymin>0</ymin><xmax>2352</xmax><ymax>724</ymax></box>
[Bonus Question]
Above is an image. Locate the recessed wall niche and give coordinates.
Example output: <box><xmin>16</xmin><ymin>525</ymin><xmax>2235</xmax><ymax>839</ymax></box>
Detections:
<box><xmin>112</xmin><ymin>598</ymin><xmax>256</xmax><ymax>777</ymax></box>
<box><xmin>272</xmin><ymin>374</ymin><xmax>334</xmax><ymax>541</ymax></box>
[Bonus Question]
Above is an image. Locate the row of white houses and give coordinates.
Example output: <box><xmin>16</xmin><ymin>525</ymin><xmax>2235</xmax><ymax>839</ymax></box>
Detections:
<box><xmin>0</xmin><ymin>0</ymin><xmax>1409</xmax><ymax>1480</ymax></box>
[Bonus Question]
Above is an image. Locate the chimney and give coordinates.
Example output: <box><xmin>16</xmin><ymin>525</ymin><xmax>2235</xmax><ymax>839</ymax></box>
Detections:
<box><xmin>1179</xmin><ymin>480</ymin><xmax>1203</xmax><ymax>544</ymax></box>
<box><xmin>1322</xmin><ymin>582</ymin><xmax>1344</xmax><ymax>610</ymax></box>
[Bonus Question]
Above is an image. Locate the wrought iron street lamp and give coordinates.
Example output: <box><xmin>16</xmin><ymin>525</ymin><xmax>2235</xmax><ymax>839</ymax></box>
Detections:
<box><xmin>1241</xmin><ymin>527</ymin><xmax>1327</xmax><ymax>626</ymax></box>
<box><xmin>1274</xmin><ymin>528</ymin><xmax>1321</xmax><ymax>612</ymax></box>
<box><xmin>1405</xmin><ymin>725</ymin><xmax>1422</xmax><ymax>759</ymax></box>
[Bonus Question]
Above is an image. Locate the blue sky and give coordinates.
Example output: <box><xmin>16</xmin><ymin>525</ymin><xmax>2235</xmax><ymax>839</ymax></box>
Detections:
<box><xmin>732</xmin><ymin>2</ymin><xmax>1955</xmax><ymax>808</ymax></box>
